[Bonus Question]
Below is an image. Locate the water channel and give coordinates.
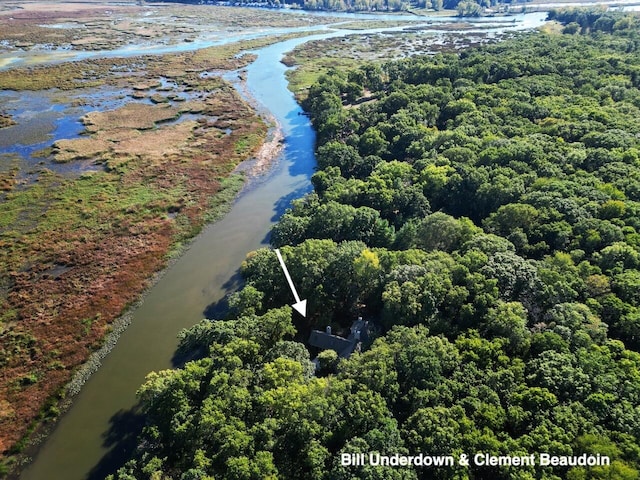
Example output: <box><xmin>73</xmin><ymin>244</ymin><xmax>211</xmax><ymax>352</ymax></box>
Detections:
<box><xmin>14</xmin><ymin>11</ymin><xmax>547</xmax><ymax>479</ymax></box>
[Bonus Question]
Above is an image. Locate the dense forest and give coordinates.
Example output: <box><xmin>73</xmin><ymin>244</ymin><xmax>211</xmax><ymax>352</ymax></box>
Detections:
<box><xmin>110</xmin><ymin>11</ymin><xmax>640</xmax><ymax>480</ymax></box>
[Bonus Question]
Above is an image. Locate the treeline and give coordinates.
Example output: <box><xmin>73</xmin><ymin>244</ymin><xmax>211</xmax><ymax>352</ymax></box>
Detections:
<box><xmin>153</xmin><ymin>0</ymin><xmax>503</xmax><ymax>14</ymax></box>
<box><xmin>110</xmin><ymin>11</ymin><xmax>640</xmax><ymax>480</ymax></box>
<box><xmin>548</xmin><ymin>7</ymin><xmax>638</xmax><ymax>34</ymax></box>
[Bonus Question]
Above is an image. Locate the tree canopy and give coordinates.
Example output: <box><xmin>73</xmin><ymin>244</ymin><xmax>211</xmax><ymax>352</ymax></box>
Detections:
<box><xmin>111</xmin><ymin>11</ymin><xmax>640</xmax><ymax>480</ymax></box>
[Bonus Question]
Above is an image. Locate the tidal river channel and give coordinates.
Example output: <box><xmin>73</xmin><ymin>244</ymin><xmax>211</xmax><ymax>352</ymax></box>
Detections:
<box><xmin>15</xmin><ymin>11</ymin><xmax>546</xmax><ymax>480</ymax></box>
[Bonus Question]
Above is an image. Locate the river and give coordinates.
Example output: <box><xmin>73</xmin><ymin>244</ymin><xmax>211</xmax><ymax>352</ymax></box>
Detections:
<box><xmin>15</xmin><ymin>11</ymin><xmax>546</xmax><ymax>480</ymax></box>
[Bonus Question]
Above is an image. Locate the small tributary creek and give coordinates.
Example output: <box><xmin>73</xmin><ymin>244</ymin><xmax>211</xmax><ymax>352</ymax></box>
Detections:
<box><xmin>14</xmin><ymin>11</ymin><xmax>546</xmax><ymax>479</ymax></box>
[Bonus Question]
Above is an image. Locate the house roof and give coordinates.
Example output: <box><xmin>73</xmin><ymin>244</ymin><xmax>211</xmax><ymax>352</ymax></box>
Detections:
<box><xmin>308</xmin><ymin>318</ymin><xmax>371</xmax><ymax>358</ymax></box>
<box><xmin>308</xmin><ymin>330</ymin><xmax>352</xmax><ymax>355</ymax></box>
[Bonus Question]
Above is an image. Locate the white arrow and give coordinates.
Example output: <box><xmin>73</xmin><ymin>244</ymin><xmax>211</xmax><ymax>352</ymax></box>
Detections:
<box><xmin>274</xmin><ymin>248</ymin><xmax>307</xmax><ymax>317</ymax></box>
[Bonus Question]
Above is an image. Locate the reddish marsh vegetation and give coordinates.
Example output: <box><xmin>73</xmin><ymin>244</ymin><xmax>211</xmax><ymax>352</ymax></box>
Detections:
<box><xmin>0</xmin><ymin>52</ymin><xmax>267</xmax><ymax>464</ymax></box>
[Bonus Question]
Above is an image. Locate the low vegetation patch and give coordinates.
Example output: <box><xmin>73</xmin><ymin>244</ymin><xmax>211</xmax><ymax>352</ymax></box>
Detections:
<box><xmin>0</xmin><ymin>114</ymin><xmax>15</xmax><ymax>129</ymax></box>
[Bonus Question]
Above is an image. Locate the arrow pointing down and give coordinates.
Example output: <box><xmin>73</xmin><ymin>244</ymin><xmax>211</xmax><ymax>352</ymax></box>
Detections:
<box><xmin>274</xmin><ymin>248</ymin><xmax>307</xmax><ymax>317</ymax></box>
